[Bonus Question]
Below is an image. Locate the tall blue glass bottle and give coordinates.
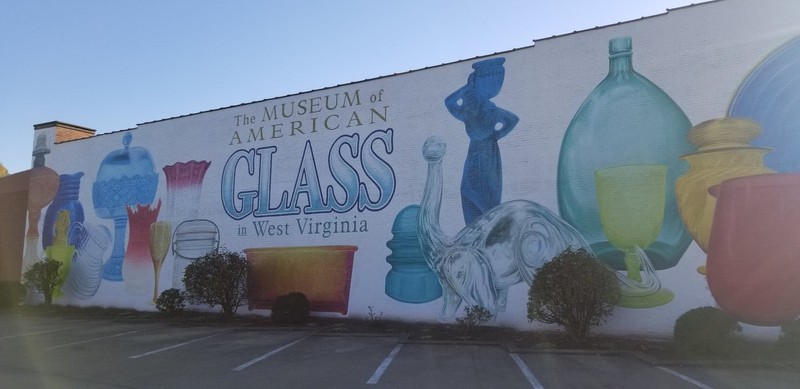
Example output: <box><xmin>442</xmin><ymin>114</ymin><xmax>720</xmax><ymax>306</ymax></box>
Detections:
<box><xmin>557</xmin><ymin>37</ymin><xmax>693</xmax><ymax>270</ymax></box>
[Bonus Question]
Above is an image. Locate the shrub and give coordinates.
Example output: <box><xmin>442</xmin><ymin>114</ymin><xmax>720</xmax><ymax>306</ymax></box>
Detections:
<box><xmin>271</xmin><ymin>292</ymin><xmax>310</xmax><ymax>325</ymax></box>
<box><xmin>0</xmin><ymin>281</ymin><xmax>25</xmax><ymax>309</ymax></box>
<box><xmin>456</xmin><ymin>305</ymin><xmax>493</xmax><ymax>331</ymax></box>
<box><xmin>779</xmin><ymin>318</ymin><xmax>800</xmax><ymax>352</ymax></box>
<box><xmin>674</xmin><ymin>306</ymin><xmax>742</xmax><ymax>355</ymax></box>
<box><xmin>367</xmin><ymin>305</ymin><xmax>385</xmax><ymax>329</ymax></box>
<box><xmin>183</xmin><ymin>248</ymin><xmax>249</xmax><ymax>316</ymax></box>
<box><xmin>22</xmin><ymin>258</ymin><xmax>64</xmax><ymax>305</ymax></box>
<box><xmin>527</xmin><ymin>247</ymin><xmax>620</xmax><ymax>342</ymax></box>
<box><xmin>156</xmin><ymin>288</ymin><xmax>186</xmax><ymax>314</ymax></box>
<box><xmin>780</xmin><ymin>317</ymin><xmax>800</xmax><ymax>348</ymax></box>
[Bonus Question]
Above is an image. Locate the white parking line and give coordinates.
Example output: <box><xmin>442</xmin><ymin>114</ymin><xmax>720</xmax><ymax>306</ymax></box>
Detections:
<box><xmin>366</xmin><ymin>343</ymin><xmax>403</xmax><ymax>384</ymax></box>
<box><xmin>657</xmin><ymin>366</ymin><xmax>715</xmax><ymax>389</ymax></box>
<box><xmin>129</xmin><ymin>332</ymin><xmax>223</xmax><ymax>359</ymax></box>
<box><xmin>509</xmin><ymin>353</ymin><xmax>545</xmax><ymax>389</ymax></box>
<box><xmin>45</xmin><ymin>329</ymin><xmax>144</xmax><ymax>350</ymax></box>
<box><xmin>233</xmin><ymin>335</ymin><xmax>311</xmax><ymax>371</ymax></box>
<box><xmin>0</xmin><ymin>326</ymin><xmax>81</xmax><ymax>340</ymax></box>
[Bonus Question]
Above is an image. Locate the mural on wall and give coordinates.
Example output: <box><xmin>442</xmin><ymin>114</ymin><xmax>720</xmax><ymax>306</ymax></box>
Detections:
<box><xmin>417</xmin><ymin>136</ymin><xmax>590</xmax><ymax>318</ymax></box>
<box><xmin>557</xmin><ymin>36</ymin><xmax>693</xmax><ymax>308</ymax></box>
<box><xmin>445</xmin><ymin>57</ymin><xmax>519</xmax><ymax>225</ymax></box>
<box><xmin>692</xmin><ymin>33</ymin><xmax>800</xmax><ymax>326</ymax></box>
<box><xmin>93</xmin><ymin>133</ymin><xmax>158</xmax><ymax>281</ymax></box>
<box><xmin>20</xmin><ymin>1</ymin><xmax>800</xmax><ymax>338</ymax></box>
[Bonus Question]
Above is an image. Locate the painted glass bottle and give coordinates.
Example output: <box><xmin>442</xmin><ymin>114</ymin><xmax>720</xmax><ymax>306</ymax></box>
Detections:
<box><xmin>557</xmin><ymin>36</ymin><xmax>693</xmax><ymax>271</ymax></box>
<box><xmin>42</xmin><ymin>172</ymin><xmax>85</xmax><ymax>250</ymax></box>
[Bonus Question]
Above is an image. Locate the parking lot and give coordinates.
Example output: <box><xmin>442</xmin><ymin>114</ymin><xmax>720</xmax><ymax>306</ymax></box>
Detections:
<box><xmin>1</xmin><ymin>312</ymin><xmax>799</xmax><ymax>388</ymax></box>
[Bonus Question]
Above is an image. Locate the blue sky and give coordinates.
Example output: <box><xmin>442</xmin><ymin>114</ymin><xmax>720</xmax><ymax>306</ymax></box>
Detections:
<box><xmin>0</xmin><ymin>0</ymin><xmax>705</xmax><ymax>174</ymax></box>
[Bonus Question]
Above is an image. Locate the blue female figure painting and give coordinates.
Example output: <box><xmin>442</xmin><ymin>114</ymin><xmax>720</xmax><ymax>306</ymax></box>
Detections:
<box><xmin>445</xmin><ymin>58</ymin><xmax>519</xmax><ymax>225</ymax></box>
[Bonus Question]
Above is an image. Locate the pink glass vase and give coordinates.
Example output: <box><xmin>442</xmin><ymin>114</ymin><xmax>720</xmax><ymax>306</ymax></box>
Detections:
<box><xmin>163</xmin><ymin>160</ymin><xmax>211</xmax><ymax>221</ymax></box>
<box><xmin>123</xmin><ymin>200</ymin><xmax>161</xmax><ymax>296</ymax></box>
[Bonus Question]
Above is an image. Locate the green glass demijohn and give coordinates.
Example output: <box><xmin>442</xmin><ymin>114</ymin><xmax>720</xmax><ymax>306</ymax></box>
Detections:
<box><xmin>557</xmin><ymin>36</ymin><xmax>693</xmax><ymax>271</ymax></box>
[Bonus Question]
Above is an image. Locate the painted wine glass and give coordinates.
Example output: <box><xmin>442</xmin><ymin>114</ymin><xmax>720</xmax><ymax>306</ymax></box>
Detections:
<box><xmin>595</xmin><ymin>164</ymin><xmax>674</xmax><ymax>308</ymax></box>
<box><xmin>149</xmin><ymin>221</ymin><xmax>172</xmax><ymax>304</ymax></box>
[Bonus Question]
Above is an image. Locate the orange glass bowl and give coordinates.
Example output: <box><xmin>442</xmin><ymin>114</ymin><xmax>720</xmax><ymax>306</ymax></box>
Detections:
<box><xmin>244</xmin><ymin>245</ymin><xmax>358</xmax><ymax>315</ymax></box>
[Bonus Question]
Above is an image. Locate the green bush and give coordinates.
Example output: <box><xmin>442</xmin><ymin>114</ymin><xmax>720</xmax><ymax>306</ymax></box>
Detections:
<box><xmin>156</xmin><ymin>288</ymin><xmax>186</xmax><ymax>314</ymax></box>
<box><xmin>674</xmin><ymin>306</ymin><xmax>742</xmax><ymax>355</ymax></box>
<box><xmin>183</xmin><ymin>248</ymin><xmax>249</xmax><ymax>316</ymax></box>
<box><xmin>22</xmin><ymin>258</ymin><xmax>63</xmax><ymax>305</ymax></box>
<box><xmin>0</xmin><ymin>281</ymin><xmax>25</xmax><ymax>309</ymax></box>
<box><xmin>456</xmin><ymin>305</ymin><xmax>493</xmax><ymax>331</ymax></box>
<box><xmin>271</xmin><ymin>292</ymin><xmax>310</xmax><ymax>325</ymax></box>
<box><xmin>527</xmin><ymin>247</ymin><xmax>620</xmax><ymax>342</ymax></box>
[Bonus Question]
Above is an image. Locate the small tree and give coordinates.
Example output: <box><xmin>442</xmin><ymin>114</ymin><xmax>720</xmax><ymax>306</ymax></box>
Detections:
<box><xmin>183</xmin><ymin>248</ymin><xmax>249</xmax><ymax>316</ymax></box>
<box><xmin>527</xmin><ymin>247</ymin><xmax>620</xmax><ymax>342</ymax></box>
<box><xmin>23</xmin><ymin>258</ymin><xmax>63</xmax><ymax>305</ymax></box>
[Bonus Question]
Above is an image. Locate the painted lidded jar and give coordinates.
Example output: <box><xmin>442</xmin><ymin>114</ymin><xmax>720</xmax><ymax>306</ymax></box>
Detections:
<box><xmin>675</xmin><ymin>118</ymin><xmax>773</xmax><ymax>256</ymax></box>
<box><xmin>171</xmin><ymin>219</ymin><xmax>219</xmax><ymax>290</ymax></box>
<box><xmin>93</xmin><ymin>133</ymin><xmax>158</xmax><ymax>281</ymax></box>
<box><xmin>557</xmin><ymin>36</ymin><xmax>693</xmax><ymax>271</ymax></box>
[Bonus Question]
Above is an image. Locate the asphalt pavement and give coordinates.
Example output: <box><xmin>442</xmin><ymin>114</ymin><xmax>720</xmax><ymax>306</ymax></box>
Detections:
<box><xmin>1</xmin><ymin>311</ymin><xmax>798</xmax><ymax>388</ymax></box>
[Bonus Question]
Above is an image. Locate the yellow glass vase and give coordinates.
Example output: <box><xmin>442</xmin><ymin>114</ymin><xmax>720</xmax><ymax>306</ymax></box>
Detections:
<box><xmin>675</xmin><ymin>118</ymin><xmax>774</xmax><ymax>268</ymax></box>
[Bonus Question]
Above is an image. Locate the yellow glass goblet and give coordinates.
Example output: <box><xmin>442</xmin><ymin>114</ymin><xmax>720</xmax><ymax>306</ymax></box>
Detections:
<box><xmin>595</xmin><ymin>164</ymin><xmax>674</xmax><ymax>308</ymax></box>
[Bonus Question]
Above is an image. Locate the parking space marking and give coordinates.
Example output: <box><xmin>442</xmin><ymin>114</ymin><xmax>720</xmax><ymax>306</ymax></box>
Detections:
<box><xmin>0</xmin><ymin>326</ymin><xmax>81</xmax><ymax>340</ymax></box>
<box><xmin>509</xmin><ymin>353</ymin><xmax>545</xmax><ymax>389</ymax></box>
<box><xmin>45</xmin><ymin>329</ymin><xmax>144</xmax><ymax>350</ymax></box>
<box><xmin>233</xmin><ymin>334</ymin><xmax>311</xmax><ymax>371</ymax></box>
<box><xmin>366</xmin><ymin>343</ymin><xmax>403</xmax><ymax>384</ymax></box>
<box><xmin>129</xmin><ymin>332</ymin><xmax>224</xmax><ymax>359</ymax></box>
<box><xmin>657</xmin><ymin>366</ymin><xmax>714</xmax><ymax>389</ymax></box>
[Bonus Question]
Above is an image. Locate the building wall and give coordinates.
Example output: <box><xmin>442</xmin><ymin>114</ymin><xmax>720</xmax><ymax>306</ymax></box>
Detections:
<box><xmin>22</xmin><ymin>0</ymin><xmax>800</xmax><ymax>339</ymax></box>
<box><xmin>1</xmin><ymin>170</ymin><xmax>30</xmax><ymax>282</ymax></box>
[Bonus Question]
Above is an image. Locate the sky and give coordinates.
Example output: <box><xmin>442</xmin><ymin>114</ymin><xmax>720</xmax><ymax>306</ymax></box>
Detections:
<box><xmin>0</xmin><ymin>0</ymin><xmax>708</xmax><ymax>175</ymax></box>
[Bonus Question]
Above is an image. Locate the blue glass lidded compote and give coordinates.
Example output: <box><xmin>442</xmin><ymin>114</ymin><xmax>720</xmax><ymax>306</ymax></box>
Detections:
<box><xmin>93</xmin><ymin>133</ymin><xmax>158</xmax><ymax>281</ymax></box>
